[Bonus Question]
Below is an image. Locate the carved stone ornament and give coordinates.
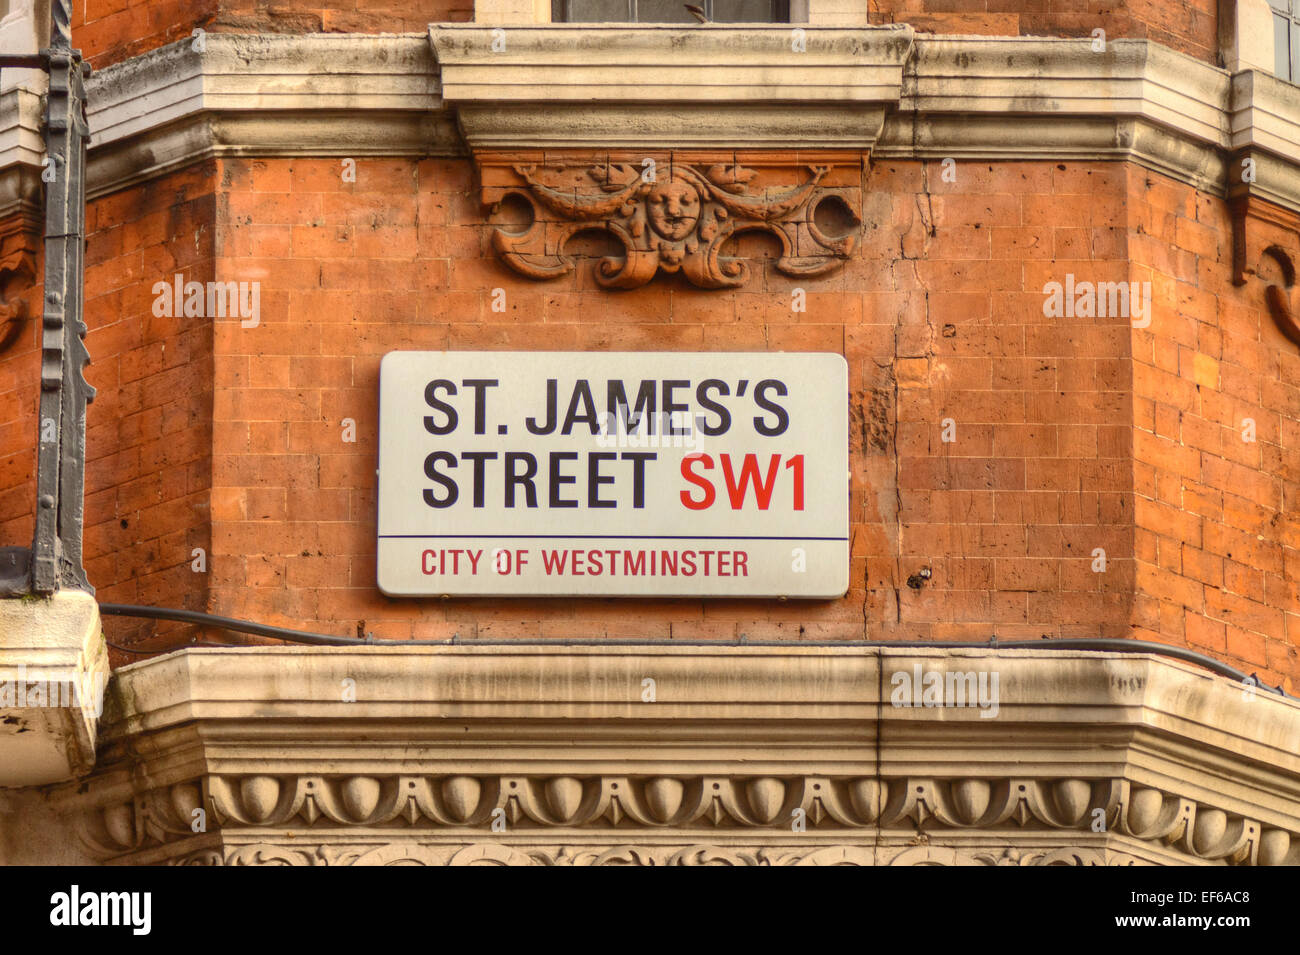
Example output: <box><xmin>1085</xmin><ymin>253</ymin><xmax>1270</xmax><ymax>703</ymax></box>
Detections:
<box><xmin>1230</xmin><ymin>194</ymin><xmax>1299</xmax><ymax>345</ymax></box>
<box><xmin>0</xmin><ymin>218</ymin><xmax>38</xmax><ymax>355</ymax></box>
<box><xmin>74</xmin><ymin>774</ymin><xmax>1297</xmax><ymax>867</ymax></box>
<box><xmin>21</xmin><ymin>645</ymin><xmax>1300</xmax><ymax>868</ymax></box>
<box><xmin>169</xmin><ymin>842</ymin><xmax>1143</xmax><ymax>867</ymax></box>
<box><xmin>480</xmin><ymin>154</ymin><xmax>862</xmax><ymax>290</ymax></box>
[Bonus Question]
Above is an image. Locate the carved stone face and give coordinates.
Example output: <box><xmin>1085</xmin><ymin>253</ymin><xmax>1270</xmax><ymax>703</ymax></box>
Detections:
<box><xmin>647</xmin><ymin>179</ymin><xmax>700</xmax><ymax>241</ymax></box>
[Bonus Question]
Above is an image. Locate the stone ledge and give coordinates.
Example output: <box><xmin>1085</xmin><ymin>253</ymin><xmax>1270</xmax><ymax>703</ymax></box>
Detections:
<box><xmin>899</xmin><ymin>38</ymin><xmax>1230</xmax><ymax>146</ymax></box>
<box><xmin>0</xmin><ymin>591</ymin><xmax>108</xmax><ymax>787</ymax></box>
<box><xmin>431</xmin><ymin>24</ymin><xmax>903</xmax><ymax>150</ymax></box>
<box><xmin>1227</xmin><ymin>70</ymin><xmax>1300</xmax><ymax>212</ymax></box>
<box><xmin>1229</xmin><ymin>69</ymin><xmax>1300</xmax><ymax>159</ymax></box>
<box><xmin>82</xmin><ymin>33</ymin><xmax>455</xmax><ymax>198</ymax></box>
<box><xmin>11</xmin><ymin>644</ymin><xmax>1297</xmax><ymax>865</ymax></box>
<box><xmin>0</xmin><ymin>88</ymin><xmax>43</xmax><ymax>171</ymax></box>
<box><xmin>86</xmin><ymin>33</ymin><xmax>442</xmax><ymax>147</ymax></box>
<box><xmin>429</xmin><ymin>24</ymin><xmax>915</xmax><ymax>103</ymax></box>
<box><xmin>0</xmin><ymin>87</ymin><xmax>44</xmax><ymax>222</ymax></box>
<box><xmin>0</xmin><ymin>31</ymin><xmax>1283</xmax><ymax>209</ymax></box>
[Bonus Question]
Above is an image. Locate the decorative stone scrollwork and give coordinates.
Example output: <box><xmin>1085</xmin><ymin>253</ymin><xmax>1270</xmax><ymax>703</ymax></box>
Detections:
<box><xmin>880</xmin><ymin>777</ymin><xmax>1115</xmax><ymax>829</ymax></box>
<box><xmin>83</xmin><ymin>774</ymin><xmax>1300</xmax><ymax>866</ymax></box>
<box><xmin>200</xmin><ymin>774</ymin><xmax>874</xmax><ymax>831</ymax></box>
<box><xmin>879</xmin><ymin>778</ymin><xmax>1288</xmax><ymax>866</ymax></box>
<box><xmin>0</xmin><ymin>236</ymin><xmax>36</xmax><ymax>355</ymax></box>
<box><xmin>172</xmin><ymin>843</ymin><xmax>880</xmax><ymax>866</ymax></box>
<box><xmin>77</xmin><ymin>779</ymin><xmax>207</xmax><ymax>857</ymax></box>
<box><xmin>1230</xmin><ymin>194</ymin><xmax>1300</xmax><ymax>345</ymax></box>
<box><xmin>883</xmin><ymin>846</ymin><xmax>1143</xmax><ymax>867</ymax></box>
<box><xmin>480</xmin><ymin>154</ymin><xmax>861</xmax><ymax>290</ymax></box>
<box><xmin>170</xmin><ymin>842</ymin><xmax>1155</xmax><ymax>867</ymax></box>
<box><xmin>1261</xmin><ymin>247</ymin><xmax>1297</xmax><ymax>343</ymax></box>
<box><xmin>174</xmin><ymin>844</ymin><xmax>323</xmax><ymax>867</ymax></box>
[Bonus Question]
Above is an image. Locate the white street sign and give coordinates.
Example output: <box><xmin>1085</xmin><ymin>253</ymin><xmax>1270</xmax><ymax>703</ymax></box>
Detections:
<box><xmin>377</xmin><ymin>351</ymin><xmax>849</xmax><ymax>597</ymax></box>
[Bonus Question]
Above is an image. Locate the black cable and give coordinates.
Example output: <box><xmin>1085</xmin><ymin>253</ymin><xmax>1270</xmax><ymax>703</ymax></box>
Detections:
<box><xmin>99</xmin><ymin>602</ymin><xmax>1295</xmax><ymax>699</ymax></box>
<box><xmin>105</xmin><ymin>639</ymin><xmax>243</xmax><ymax>655</ymax></box>
<box><xmin>101</xmin><ymin>603</ymin><xmax>379</xmax><ymax>647</ymax></box>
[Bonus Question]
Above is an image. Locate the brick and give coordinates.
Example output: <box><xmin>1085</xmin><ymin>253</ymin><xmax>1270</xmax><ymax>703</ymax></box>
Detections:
<box><xmin>22</xmin><ymin>144</ymin><xmax>1298</xmax><ymax>682</ymax></box>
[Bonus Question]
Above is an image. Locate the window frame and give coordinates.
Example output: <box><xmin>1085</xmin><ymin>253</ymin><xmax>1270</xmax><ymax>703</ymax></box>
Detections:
<box><xmin>0</xmin><ymin>0</ymin><xmax>48</xmax><ymax>93</ymax></box>
<box><xmin>551</xmin><ymin>0</ymin><xmax>791</xmax><ymax>23</ymax></box>
<box><xmin>1268</xmin><ymin>0</ymin><xmax>1300</xmax><ymax>81</ymax></box>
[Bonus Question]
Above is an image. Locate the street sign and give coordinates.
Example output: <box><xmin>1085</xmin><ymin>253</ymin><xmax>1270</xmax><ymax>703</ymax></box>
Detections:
<box><xmin>377</xmin><ymin>351</ymin><xmax>849</xmax><ymax>597</ymax></box>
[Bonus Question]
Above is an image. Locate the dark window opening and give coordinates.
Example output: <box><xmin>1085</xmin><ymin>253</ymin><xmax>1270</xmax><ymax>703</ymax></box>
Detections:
<box><xmin>553</xmin><ymin>0</ymin><xmax>791</xmax><ymax>23</ymax></box>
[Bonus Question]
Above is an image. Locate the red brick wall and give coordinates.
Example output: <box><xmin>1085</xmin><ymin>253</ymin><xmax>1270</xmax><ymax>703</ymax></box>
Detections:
<box><xmin>77</xmin><ymin>0</ymin><xmax>219</xmax><ymax>70</ymax></box>
<box><xmin>77</xmin><ymin>0</ymin><xmax>471</xmax><ymax>70</ymax></box>
<box><xmin>82</xmin><ymin>163</ymin><xmax>217</xmax><ymax>653</ymax></box>
<box><xmin>0</xmin><ymin>223</ymin><xmax>43</xmax><ymax>555</ymax></box>
<box><xmin>877</xmin><ymin>160</ymin><xmax>1136</xmax><ymax>642</ymax></box>
<box><xmin>0</xmin><ymin>166</ymin><xmax>216</xmax><ymax>657</ymax></box>
<box><xmin>10</xmin><ymin>151</ymin><xmax>1297</xmax><ymax>690</ymax></box>
<box><xmin>212</xmin><ymin>0</ymin><xmax>473</xmax><ymax>36</ymax></box>
<box><xmin>71</xmin><ymin>0</ymin><xmax>1214</xmax><ymax>71</ymax></box>
<box><xmin>187</xmin><ymin>156</ymin><xmax>1141</xmax><ymax>655</ymax></box>
<box><xmin>1127</xmin><ymin>169</ymin><xmax>1300</xmax><ymax>691</ymax></box>
<box><xmin>870</xmin><ymin>0</ymin><xmax>1217</xmax><ymax>65</ymax></box>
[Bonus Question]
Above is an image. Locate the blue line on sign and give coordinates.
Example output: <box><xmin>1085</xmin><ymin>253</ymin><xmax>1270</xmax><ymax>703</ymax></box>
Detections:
<box><xmin>378</xmin><ymin>534</ymin><xmax>849</xmax><ymax>541</ymax></box>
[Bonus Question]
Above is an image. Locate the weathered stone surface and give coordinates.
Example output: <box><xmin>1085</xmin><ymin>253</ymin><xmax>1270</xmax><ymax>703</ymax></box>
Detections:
<box><xmin>0</xmin><ymin>591</ymin><xmax>107</xmax><ymax>787</ymax></box>
<box><xmin>2</xmin><ymin>645</ymin><xmax>1293</xmax><ymax>866</ymax></box>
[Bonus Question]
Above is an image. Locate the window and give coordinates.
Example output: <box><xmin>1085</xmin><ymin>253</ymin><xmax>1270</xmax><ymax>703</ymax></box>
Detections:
<box><xmin>552</xmin><ymin>0</ymin><xmax>790</xmax><ymax>23</ymax></box>
<box><xmin>1269</xmin><ymin>0</ymin><xmax>1300</xmax><ymax>81</ymax></box>
<box><xmin>0</xmin><ymin>0</ymin><xmax>45</xmax><ymax>93</ymax></box>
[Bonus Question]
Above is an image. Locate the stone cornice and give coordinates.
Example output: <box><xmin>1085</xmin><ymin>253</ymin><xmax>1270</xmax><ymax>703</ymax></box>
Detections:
<box><xmin>0</xmin><ymin>30</ymin><xmax>1274</xmax><ymax>211</ymax></box>
<box><xmin>0</xmin><ymin>593</ymin><xmax>108</xmax><ymax>788</ymax></box>
<box><xmin>19</xmin><ymin>645</ymin><xmax>1298</xmax><ymax>866</ymax></box>
<box><xmin>875</xmin><ymin>38</ymin><xmax>1238</xmax><ymax>196</ymax></box>
<box><xmin>897</xmin><ymin>39</ymin><xmax>1231</xmax><ymax>147</ymax></box>
<box><xmin>0</xmin><ymin>87</ymin><xmax>45</xmax><ymax>223</ymax></box>
<box><xmin>82</xmin><ymin>33</ymin><xmax>454</xmax><ymax>199</ymax></box>
<box><xmin>1226</xmin><ymin>70</ymin><xmax>1300</xmax><ymax>213</ymax></box>
<box><xmin>0</xmin><ymin>87</ymin><xmax>43</xmax><ymax>171</ymax></box>
<box><xmin>429</xmin><ymin>25</ymin><xmax>914</xmax><ymax>103</ymax></box>
<box><xmin>87</xmin><ymin>33</ymin><xmax>442</xmax><ymax>145</ymax></box>
<box><xmin>1229</xmin><ymin>69</ymin><xmax>1300</xmax><ymax>159</ymax></box>
<box><xmin>431</xmin><ymin>24</ymin><xmax>912</xmax><ymax>150</ymax></box>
